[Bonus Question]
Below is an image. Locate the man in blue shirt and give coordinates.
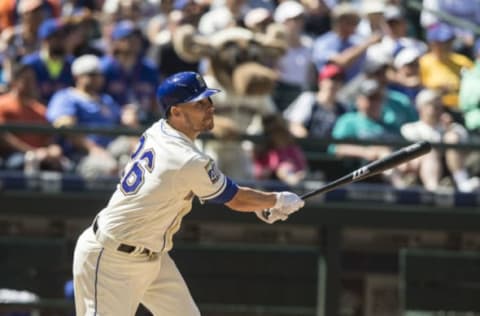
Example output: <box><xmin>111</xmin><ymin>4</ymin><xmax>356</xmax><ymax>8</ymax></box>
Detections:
<box><xmin>21</xmin><ymin>18</ymin><xmax>74</xmax><ymax>103</ymax></box>
<box><xmin>47</xmin><ymin>54</ymin><xmax>123</xmax><ymax>178</ymax></box>
<box><xmin>101</xmin><ymin>20</ymin><xmax>159</xmax><ymax>125</ymax></box>
<box><xmin>311</xmin><ymin>3</ymin><xmax>381</xmax><ymax>82</ymax></box>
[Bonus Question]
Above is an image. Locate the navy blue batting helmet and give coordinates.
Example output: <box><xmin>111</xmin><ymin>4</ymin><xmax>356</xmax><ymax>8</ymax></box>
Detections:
<box><xmin>156</xmin><ymin>71</ymin><xmax>220</xmax><ymax>117</ymax></box>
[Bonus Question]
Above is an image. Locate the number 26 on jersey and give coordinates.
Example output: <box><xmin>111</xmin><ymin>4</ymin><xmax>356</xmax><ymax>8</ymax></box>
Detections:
<box><xmin>120</xmin><ymin>135</ymin><xmax>156</xmax><ymax>195</ymax></box>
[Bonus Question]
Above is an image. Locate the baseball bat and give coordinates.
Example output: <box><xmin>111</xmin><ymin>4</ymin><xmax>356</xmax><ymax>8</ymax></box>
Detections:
<box><xmin>300</xmin><ymin>141</ymin><xmax>432</xmax><ymax>200</ymax></box>
<box><xmin>262</xmin><ymin>141</ymin><xmax>432</xmax><ymax>220</ymax></box>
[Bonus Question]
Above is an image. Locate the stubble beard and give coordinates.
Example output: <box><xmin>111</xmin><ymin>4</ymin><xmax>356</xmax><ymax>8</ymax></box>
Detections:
<box><xmin>185</xmin><ymin>113</ymin><xmax>214</xmax><ymax>134</ymax></box>
<box><xmin>205</xmin><ymin>117</ymin><xmax>214</xmax><ymax>131</ymax></box>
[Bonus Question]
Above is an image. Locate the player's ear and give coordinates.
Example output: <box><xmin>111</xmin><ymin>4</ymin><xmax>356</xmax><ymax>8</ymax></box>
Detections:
<box><xmin>170</xmin><ymin>105</ymin><xmax>181</xmax><ymax>117</ymax></box>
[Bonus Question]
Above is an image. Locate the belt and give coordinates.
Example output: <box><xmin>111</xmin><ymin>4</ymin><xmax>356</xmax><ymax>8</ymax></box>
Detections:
<box><xmin>92</xmin><ymin>218</ymin><xmax>155</xmax><ymax>257</ymax></box>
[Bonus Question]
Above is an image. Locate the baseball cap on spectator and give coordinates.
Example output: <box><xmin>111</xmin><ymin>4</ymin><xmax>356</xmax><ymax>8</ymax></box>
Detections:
<box><xmin>273</xmin><ymin>1</ymin><xmax>305</xmax><ymax>23</ymax></box>
<box><xmin>244</xmin><ymin>8</ymin><xmax>271</xmax><ymax>29</ymax></box>
<box><xmin>111</xmin><ymin>20</ymin><xmax>139</xmax><ymax>40</ymax></box>
<box><xmin>415</xmin><ymin>89</ymin><xmax>441</xmax><ymax>107</ymax></box>
<box><xmin>331</xmin><ymin>3</ymin><xmax>359</xmax><ymax>21</ymax></box>
<box><xmin>426</xmin><ymin>23</ymin><xmax>455</xmax><ymax>42</ymax></box>
<box><xmin>384</xmin><ymin>5</ymin><xmax>403</xmax><ymax>21</ymax></box>
<box><xmin>318</xmin><ymin>63</ymin><xmax>344</xmax><ymax>81</ymax></box>
<box><xmin>38</xmin><ymin>18</ymin><xmax>64</xmax><ymax>40</ymax></box>
<box><xmin>393</xmin><ymin>47</ymin><xmax>422</xmax><ymax>69</ymax></box>
<box><xmin>359</xmin><ymin>79</ymin><xmax>382</xmax><ymax>97</ymax></box>
<box><xmin>17</xmin><ymin>0</ymin><xmax>42</xmax><ymax>14</ymax></box>
<box><xmin>71</xmin><ymin>54</ymin><xmax>102</xmax><ymax>76</ymax></box>
<box><xmin>362</xmin><ymin>1</ymin><xmax>385</xmax><ymax>15</ymax></box>
<box><xmin>364</xmin><ymin>55</ymin><xmax>390</xmax><ymax>75</ymax></box>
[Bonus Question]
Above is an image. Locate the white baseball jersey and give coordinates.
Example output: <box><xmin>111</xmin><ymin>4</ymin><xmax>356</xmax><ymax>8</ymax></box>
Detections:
<box><xmin>96</xmin><ymin>119</ymin><xmax>238</xmax><ymax>252</ymax></box>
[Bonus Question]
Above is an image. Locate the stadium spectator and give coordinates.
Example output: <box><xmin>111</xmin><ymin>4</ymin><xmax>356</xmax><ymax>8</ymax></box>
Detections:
<box><xmin>420</xmin><ymin>0</ymin><xmax>479</xmax><ymax>56</ymax></box>
<box><xmin>459</xmin><ymin>38</ymin><xmax>480</xmax><ymax>133</ymax></box>
<box><xmin>388</xmin><ymin>46</ymin><xmax>425</xmax><ymax>103</ymax></box>
<box><xmin>243</xmin><ymin>7</ymin><xmax>272</xmax><ymax>33</ymax></box>
<box><xmin>0</xmin><ymin>0</ymin><xmax>46</xmax><ymax>63</ymax></box>
<box><xmin>311</xmin><ymin>2</ymin><xmax>381</xmax><ymax>82</ymax></box>
<box><xmin>21</xmin><ymin>18</ymin><xmax>74</xmax><ymax>103</ymax></box>
<box><xmin>371</xmin><ymin>59</ymin><xmax>419</xmax><ymax>132</ymax></box>
<box><xmin>60</xmin><ymin>0</ymin><xmax>101</xmax><ymax>16</ymax></box>
<box><xmin>0</xmin><ymin>0</ymin><xmax>60</xmax><ymax>31</ymax></box>
<box><xmin>0</xmin><ymin>0</ymin><xmax>16</xmax><ymax>31</ymax></box>
<box><xmin>0</xmin><ymin>64</ymin><xmax>69</xmax><ymax>172</ymax></box>
<box><xmin>63</xmin><ymin>8</ymin><xmax>103</xmax><ymax>58</ymax></box>
<box><xmin>171</xmin><ymin>0</ymin><xmax>208</xmax><ymax>27</ymax></box>
<box><xmin>340</xmin><ymin>57</ymin><xmax>418</xmax><ymax>133</ymax></box>
<box><xmin>272</xmin><ymin>1</ymin><xmax>316</xmax><ymax>111</ymax></box>
<box><xmin>198</xmin><ymin>0</ymin><xmax>247</xmax><ymax>35</ymax></box>
<box><xmin>356</xmin><ymin>0</ymin><xmax>386</xmax><ymax>38</ymax></box>
<box><xmin>401</xmin><ymin>89</ymin><xmax>480</xmax><ymax>192</ymax></box>
<box><xmin>366</xmin><ymin>5</ymin><xmax>427</xmax><ymax>64</ymax></box>
<box><xmin>330</xmin><ymin>79</ymin><xmax>400</xmax><ymax>163</ymax></box>
<box><xmin>284</xmin><ymin>63</ymin><xmax>347</xmax><ymax>139</ymax></box>
<box><xmin>102</xmin><ymin>0</ymin><xmax>157</xmax><ymax>25</ymax></box>
<box><xmin>300</xmin><ymin>0</ymin><xmax>332</xmax><ymax>38</ymax></box>
<box><xmin>419</xmin><ymin>22</ymin><xmax>474</xmax><ymax>111</ymax></box>
<box><xmin>148</xmin><ymin>9</ymin><xmax>201</xmax><ymax>79</ymax></box>
<box><xmin>101</xmin><ymin>20</ymin><xmax>159</xmax><ymax>125</ymax></box>
<box><xmin>0</xmin><ymin>0</ymin><xmax>52</xmax><ymax>92</ymax></box>
<box><xmin>253</xmin><ymin>114</ymin><xmax>307</xmax><ymax>186</ymax></box>
<box><xmin>46</xmin><ymin>54</ymin><xmax>121</xmax><ymax>179</ymax></box>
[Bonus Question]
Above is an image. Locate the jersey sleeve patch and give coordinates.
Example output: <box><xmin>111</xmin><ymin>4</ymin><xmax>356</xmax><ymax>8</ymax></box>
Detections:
<box><xmin>186</xmin><ymin>155</ymin><xmax>228</xmax><ymax>201</ymax></box>
<box><xmin>204</xmin><ymin>159</ymin><xmax>221</xmax><ymax>184</ymax></box>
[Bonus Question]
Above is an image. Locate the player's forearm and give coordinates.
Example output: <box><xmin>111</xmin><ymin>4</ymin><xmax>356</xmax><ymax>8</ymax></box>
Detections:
<box><xmin>225</xmin><ymin>186</ymin><xmax>277</xmax><ymax>212</ymax></box>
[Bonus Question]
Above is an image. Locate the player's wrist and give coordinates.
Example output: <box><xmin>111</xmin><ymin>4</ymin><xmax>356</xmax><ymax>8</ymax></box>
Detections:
<box><xmin>273</xmin><ymin>192</ymin><xmax>282</xmax><ymax>209</ymax></box>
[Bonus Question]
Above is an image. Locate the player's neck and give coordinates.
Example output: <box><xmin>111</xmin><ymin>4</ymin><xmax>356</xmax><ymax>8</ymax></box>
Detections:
<box><xmin>166</xmin><ymin>119</ymin><xmax>198</xmax><ymax>141</ymax></box>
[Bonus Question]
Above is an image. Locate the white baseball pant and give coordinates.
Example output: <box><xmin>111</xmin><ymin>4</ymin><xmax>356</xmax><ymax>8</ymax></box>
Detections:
<box><xmin>73</xmin><ymin>227</ymin><xmax>200</xmax><ymax>316</ymax></box>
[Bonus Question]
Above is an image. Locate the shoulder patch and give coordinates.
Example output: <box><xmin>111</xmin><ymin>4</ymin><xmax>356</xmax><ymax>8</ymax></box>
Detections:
<box><xmin>204</xmin><ymin>159</ymin><xmax>221</xmax><ymax>184</ymax></box>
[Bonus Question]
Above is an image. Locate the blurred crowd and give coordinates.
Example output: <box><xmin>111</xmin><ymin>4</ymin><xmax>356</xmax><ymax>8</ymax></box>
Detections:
<box><xmin>0</xmin><ymin>0</ymin><xmax>479</xmax><ymax>193</ymax></box>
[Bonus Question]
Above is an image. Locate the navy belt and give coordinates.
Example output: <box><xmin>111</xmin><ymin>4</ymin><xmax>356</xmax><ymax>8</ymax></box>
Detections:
<box><xmin>92</xmin><ymin>219</ymin><xmax>154</xmax><ymax>256</ymax></box>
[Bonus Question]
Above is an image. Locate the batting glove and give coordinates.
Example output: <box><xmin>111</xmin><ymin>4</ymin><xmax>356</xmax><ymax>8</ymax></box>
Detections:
<box><xmin>255</xmin><ymin>192</ymin><xmax>305</xmax><ymax>224</ymax></box>
<box><xmin>273</xmin><ymin>191</ymin><xmax>305</xmax><ymax>215</ymax></box>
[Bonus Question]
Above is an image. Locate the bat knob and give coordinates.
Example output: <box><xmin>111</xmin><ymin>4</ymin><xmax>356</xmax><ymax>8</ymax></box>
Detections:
<box><xmin>262</xmin><ymin>209</ymin><xmax>271</xmax><ymax>219</ymax></box>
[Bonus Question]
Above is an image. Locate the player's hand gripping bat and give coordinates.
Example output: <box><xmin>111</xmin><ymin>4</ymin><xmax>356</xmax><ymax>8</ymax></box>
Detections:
<box><xmin>262</xmin><ymin>141</ymin><xmax>432</xmax><ymax>219</ymax></box>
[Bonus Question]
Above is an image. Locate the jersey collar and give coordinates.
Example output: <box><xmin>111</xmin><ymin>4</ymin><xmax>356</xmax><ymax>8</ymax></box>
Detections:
<box><xmin>159</xmin><ymin>119</ymin><xmax>194</xmax><ymax>144</ymax></box>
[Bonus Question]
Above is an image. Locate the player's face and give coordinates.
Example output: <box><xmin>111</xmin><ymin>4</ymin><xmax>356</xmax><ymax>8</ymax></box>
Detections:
<box><xmin>180</xmin><ymin>97</ymin><xmax>215</xmax><ymax>133</ymax></box>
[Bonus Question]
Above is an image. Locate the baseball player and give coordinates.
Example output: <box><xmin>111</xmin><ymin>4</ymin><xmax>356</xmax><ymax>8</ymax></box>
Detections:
<box><xmin>72</xmin><ymin>71</ymin><xmax>305</xmax><ymax>316</ymax></box>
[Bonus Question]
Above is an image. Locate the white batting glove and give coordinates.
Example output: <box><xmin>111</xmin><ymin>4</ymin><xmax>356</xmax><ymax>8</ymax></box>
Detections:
<box><xmin>272</xmin><ymin>191</ymin><xmax>305</xmax><ymax>215</ymax></box>
<box><xmin>255</xmin><ymin>192</ymin><xmax>305</xmax><ymax>224</ymax></box>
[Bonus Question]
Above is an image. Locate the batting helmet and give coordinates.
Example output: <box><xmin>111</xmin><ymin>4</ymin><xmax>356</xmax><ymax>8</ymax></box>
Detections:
<box><xmin>156</xmin><ymin>71</ymin><xmax>220</xmax><ymax>117</ymax></box>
